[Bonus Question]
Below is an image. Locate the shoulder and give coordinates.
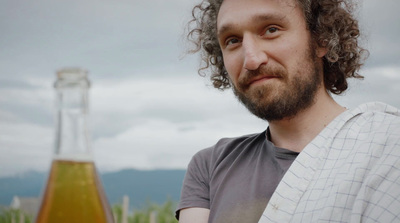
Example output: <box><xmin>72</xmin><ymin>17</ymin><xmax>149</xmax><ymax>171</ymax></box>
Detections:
<box><xmin>194</xmin><ymin>131</ymin><xmax>266</xmax><ymax>160</ymax></box>
<box><xmin>345</xmin><ymin>102</ymin><xmax>400</xmax><ymax>135</ymax></box>
<box><xmin>323</xmin><ymin>102</ymin><xmax>400</xmax><ymax>162</ymax></box>
<box><xmin>349</xmin><ymin>102</ymin><xmax>400</xmax><ymax>122</ymax></box>
<box><xmin>339</xmin><ymin>102</ymin><xmax>400</xmax><ymax>162</ymax></box>
<box><xmin>188</xmin><ymin>131</ymin><xmax>267</xmax><ymax>172</ymax></box>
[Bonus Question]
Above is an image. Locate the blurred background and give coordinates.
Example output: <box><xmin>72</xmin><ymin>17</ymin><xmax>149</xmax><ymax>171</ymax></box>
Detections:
<box><xmin>0</xmin><ymin>0</ymin><xmax>399</xmax><ymax>219</ymax></box>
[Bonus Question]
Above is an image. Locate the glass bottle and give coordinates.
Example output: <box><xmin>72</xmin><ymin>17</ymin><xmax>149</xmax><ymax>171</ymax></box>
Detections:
<box><xmin>35</xmin><ymin>68</ymin><xmax>114</xmax><ymax>223</ymax></box>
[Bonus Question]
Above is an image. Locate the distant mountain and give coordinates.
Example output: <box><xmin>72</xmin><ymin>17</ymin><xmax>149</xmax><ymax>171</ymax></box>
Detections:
<box><xmin>101</xmin><ymin>169</ymin><xmax>186</xmax><ymax>207</ymax></box>
<box><xmin>0</xmin><ymin>169</ymin><xmax>186</xmax><ymax>208</ymax></box>
<box><xmin>0</xmin><ymin>171</ymin><xmax>45</xmax><ymax>205</ymax></box>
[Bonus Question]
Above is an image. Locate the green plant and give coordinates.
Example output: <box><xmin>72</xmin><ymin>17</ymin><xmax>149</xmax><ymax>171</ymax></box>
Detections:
<box><xmin>0</xmin><ymin>208</ymin><xmax>33</xmax><ymax>223</ymax></box>
<box><xmin>112</xmin><ymin>199</ymin><xmax>178</xmax><ymax>223</ymax></box>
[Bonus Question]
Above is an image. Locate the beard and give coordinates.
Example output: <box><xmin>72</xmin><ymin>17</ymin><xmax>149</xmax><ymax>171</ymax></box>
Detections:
<box><xmin>232</xmin><ymin>47</ymin><xmax>323</xmax><ymax>122</ymax></box>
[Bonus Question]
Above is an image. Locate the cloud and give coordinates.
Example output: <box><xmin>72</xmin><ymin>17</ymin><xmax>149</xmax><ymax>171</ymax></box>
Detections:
<box><xmin>360</xmin><ymin>0</ymin><xmax>400</xmax><ymax>67</ymax></box>
<box><xmin>94</xmin><ymin>108</ymin><xmax>266</xmax><ymax>172</ymax></box>
<box><xmin>0</xmin><ymin>0</ymin><xmax>193</xmax><ymax>81</ymax></box>
<box><xmin>0</xmin><ymin>79</ymin><xmax>39</xmax><ymax>89</ymax></box>
<box><xmin>0</xmin><ymin>78</ymin><xmax>53</xmax><ymax>126</ymax></box>
<box><xmin>0</xmin><ymin>122</ymin><xmax>53</xmax><ymax>177</ymax></box>
<box><xmin>334</xmin><ymin>66</ymin><xmax>400</xmax><ymax>109</ymax></box>
<box><xmin>90</xmin><ymin>75</ymin><xmax>267</xmax><ymax>171</ymax></box>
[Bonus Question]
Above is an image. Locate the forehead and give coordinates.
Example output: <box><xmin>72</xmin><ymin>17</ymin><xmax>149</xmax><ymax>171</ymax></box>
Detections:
<box><xmin>218</xmin><ymin>0</ymin><xmax>298</xmax><ymax>14</ymax></box>
<box><xmin>217</xmin><ymin>0</ymin><xmax>302</xmax><ymax>31</ymax></box>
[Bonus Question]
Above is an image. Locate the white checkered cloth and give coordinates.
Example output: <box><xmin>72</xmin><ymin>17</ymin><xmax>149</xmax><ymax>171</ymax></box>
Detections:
<box><xmin>258</xmin><ymin>102</ymin><xmax>400</xmax><ymax>223</ymax></box>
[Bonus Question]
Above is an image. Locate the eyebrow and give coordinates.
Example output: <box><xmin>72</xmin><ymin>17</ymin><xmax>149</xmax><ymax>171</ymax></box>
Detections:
<box><xmin>217</xmin><ymin>13</ymin><xmax>288</xmax><ymax>37</ymax></box>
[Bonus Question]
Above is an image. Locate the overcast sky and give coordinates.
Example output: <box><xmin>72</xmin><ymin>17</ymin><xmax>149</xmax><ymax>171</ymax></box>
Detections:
<box><xmin>0</xmin><ymin>0</ymin><xmax>399</xmax><ymax>178</ymax></box>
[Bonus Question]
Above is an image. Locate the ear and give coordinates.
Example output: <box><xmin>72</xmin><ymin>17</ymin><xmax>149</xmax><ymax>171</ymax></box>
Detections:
<box><xmin>316</xmin><ymin>47</ymin><xmax>328</xmax><ymax>58</ymax></box>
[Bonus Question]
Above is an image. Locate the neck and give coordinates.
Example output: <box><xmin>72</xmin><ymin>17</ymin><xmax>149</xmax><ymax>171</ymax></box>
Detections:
<box><xmin>268</xmin><ymin>88</ymin><xmax>346</xmax><ymax>153</ymax></box>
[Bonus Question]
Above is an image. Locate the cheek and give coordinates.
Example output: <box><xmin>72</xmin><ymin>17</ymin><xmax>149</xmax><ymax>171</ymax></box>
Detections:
<box><xmin>273</xmin><ymin>40</ymin><xmax>297</xmax><ymax>61</ymax></box>
<box><xmin>223</xmin><ymin>54</ymin><xmax>242</xmax><ymax>83</ymax></box>
<box><xmin>271</xmin><ymin>39</ymin><xmax>307</xmax><ymax>71</ymax></box>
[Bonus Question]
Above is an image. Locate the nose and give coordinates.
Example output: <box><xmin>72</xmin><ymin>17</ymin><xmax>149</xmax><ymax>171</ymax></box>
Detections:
<box><xmin>242</xmin><ymin>35</ymin><xmax>268</xmax><ymax>71</ymax></box>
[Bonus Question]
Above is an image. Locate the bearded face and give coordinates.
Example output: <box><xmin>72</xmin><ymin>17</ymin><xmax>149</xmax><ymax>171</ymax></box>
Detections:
<box><xmin>217</xmin><ymin>0</ymin><xmax>327</xmax><ymax>122</ymax></box>
<box><xmin>232</xmin><ymin>43</ymin><xmax>323</xmax><ymax>122</ymax></box>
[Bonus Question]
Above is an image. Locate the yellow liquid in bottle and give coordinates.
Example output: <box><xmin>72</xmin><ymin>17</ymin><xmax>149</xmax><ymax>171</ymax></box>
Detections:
<box><xmin>35</xmin><ymin>160</ymin><xmax>113</xmax><ymax>223</ymax></box>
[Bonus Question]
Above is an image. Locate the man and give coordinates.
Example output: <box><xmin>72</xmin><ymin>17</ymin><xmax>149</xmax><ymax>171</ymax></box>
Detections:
<box><xmin>177</xmin><ymin>0</ymin><xmax>400</xmax><ymax>222</ymax></box>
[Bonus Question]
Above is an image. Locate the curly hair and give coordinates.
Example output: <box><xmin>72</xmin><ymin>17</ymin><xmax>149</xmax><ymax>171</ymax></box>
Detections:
<box><xmin>187</xmin><ymin>0</ymin><xmax>369</xmax><ymax>94</ymax></box>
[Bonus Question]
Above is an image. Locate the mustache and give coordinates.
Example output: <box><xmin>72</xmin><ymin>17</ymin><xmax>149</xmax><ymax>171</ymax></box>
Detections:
<box><xmin>238</xmin><ymin>65</ymin><xmax>286</xmax><ymax>88</ymax></box>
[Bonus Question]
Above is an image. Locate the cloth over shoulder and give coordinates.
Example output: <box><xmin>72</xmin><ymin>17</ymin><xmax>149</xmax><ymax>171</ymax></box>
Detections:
<box><xmin>258</xmin><ymin>102</ymin><xmax>400</xmax><ymax>223</ymax></box>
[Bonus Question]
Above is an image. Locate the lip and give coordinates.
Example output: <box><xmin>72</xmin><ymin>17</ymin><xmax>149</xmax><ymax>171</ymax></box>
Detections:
<box><xmin>248</xmin><ymin>75</ymin><xmax>279</xmax><ymax>86</ymax></box>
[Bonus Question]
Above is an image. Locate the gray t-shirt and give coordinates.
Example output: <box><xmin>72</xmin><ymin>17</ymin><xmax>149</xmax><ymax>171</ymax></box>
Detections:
<box><xmin>176</xmin><ymin>130</ymin><xmax>299</xmax><ymax>223</ymax></box>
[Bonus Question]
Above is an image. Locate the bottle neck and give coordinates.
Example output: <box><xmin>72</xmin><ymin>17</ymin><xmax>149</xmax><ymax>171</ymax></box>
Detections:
<box><xmin>54</xmin><ymin>74</ymin><xmax>92</xmax><ymax>161</ymax></box>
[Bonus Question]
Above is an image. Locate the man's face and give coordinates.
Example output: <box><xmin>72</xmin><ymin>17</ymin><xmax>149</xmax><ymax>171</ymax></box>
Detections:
<box><xmin>217</xmin><ymin>0</ymin><xmax>326</xmax><ymax>121</ymax></box>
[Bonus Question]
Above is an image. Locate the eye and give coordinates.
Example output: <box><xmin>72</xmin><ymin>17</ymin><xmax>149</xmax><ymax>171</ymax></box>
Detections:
<box><xmin>225</xmin><ymin>37</ymin><xmax>241</xmax><ymax>46</ymax></box>
<box><xmin>263</xmin><ymin>27</ymin><xmax>279</xmax><ymax>36</ymax></box>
